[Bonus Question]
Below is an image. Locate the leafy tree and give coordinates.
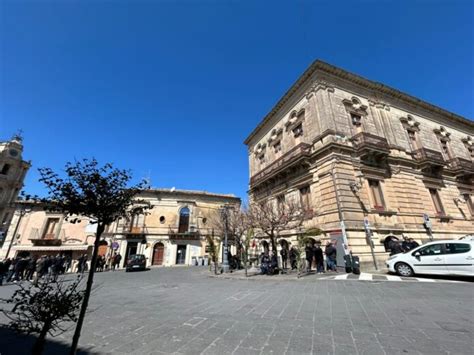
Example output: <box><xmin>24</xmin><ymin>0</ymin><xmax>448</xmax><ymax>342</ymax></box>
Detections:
<box><xmin>0</xmin><ymin>277</ymin><xmax>84</xmax><ymax>355</ymax></box>
<box><xmin>37</xmin><ymin>159</ymin><xmax>150</xmax><ymax>354</ymax></box>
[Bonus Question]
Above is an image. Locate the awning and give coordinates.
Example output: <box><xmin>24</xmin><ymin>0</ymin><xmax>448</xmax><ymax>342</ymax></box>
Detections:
<box><xmin>13</xmin><ymin>245</ymin><xmax>92</xmax><ymax>252</ymax></box>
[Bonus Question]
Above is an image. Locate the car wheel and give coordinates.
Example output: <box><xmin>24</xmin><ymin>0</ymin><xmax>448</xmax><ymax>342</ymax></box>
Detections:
<box><xmin>125</xmin><ymin>269</ymin><xmax>130</xmax><ymax>273</ymax></box>
<box><xmin>395</xmin><ymin>262</ymin><xmax>414</xmax><ymax>277</ymax></box>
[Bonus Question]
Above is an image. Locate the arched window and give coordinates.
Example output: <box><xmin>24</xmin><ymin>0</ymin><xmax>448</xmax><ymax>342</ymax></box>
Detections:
<box><xmin>178</xmin><ymin>207</ymin><xmax>190</xmax><ymax>233</ymax></box>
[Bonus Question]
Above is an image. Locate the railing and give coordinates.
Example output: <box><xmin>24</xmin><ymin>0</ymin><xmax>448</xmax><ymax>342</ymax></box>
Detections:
<box><xmin>350</xmin><ymin>132</ymin><xmax>389</xmax><ymax>153</ymax></box>
<box><xmin>121</xmin><ymin>226</ymin><xmax>147</xmax><ymax>234</ymax></box>
<box><xmin>250</xmin><ymin>143</ymin><xmax>311</xmax><ymax>185</ymax></box>
<box><xmin>169</xmin><ymin>230</ymin><xmax>200</xmax><ymax>240</ymax></box>
<box><xmin>412</xmin><ymin>148</ymin><xmax>445</xmax><ymax>166</ymax></box>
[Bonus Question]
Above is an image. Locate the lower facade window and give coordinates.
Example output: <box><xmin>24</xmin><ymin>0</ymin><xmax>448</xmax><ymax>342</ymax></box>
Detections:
<box><xmin>368</xmin><ymin>179</ymin><xmax>385</xmax><ymax>210</ymax></box>
<box><xmin>429</xmin><ymin>188</ymin><xmax>445</xmax><ymax>215</ymax></box>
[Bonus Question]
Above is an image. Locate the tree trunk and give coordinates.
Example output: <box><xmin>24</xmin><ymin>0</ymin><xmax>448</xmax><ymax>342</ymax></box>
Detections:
<box><xmin>32</xmin><ymin>322</ymin><xmax>50</xmax><ymax>355</ymax></box>
<box><xmin>69</xmin><ymin>222</ymin><xmax>105</xmax><ymax>355</ymax></box>
<box><xmin>244</xmin><ymin>247</ymin><xmax>248</xmax><ymax>277</ymax></box>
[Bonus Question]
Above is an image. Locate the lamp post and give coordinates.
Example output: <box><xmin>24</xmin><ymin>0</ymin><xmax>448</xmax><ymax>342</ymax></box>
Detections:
<box><xmin>220</xmin><ymin>205</ymin><xmax>230</xmax><ymax>273</ymax></box>
<box><xmin>5</xmin><ymin>205</ymin><xmax>31</xmax><ymax>259</ymax></box>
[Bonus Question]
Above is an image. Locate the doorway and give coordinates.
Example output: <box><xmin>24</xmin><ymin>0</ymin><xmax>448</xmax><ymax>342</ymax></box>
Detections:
<box><xmin>176</xmin><ymin>245</ymin><xmax>186</xmax><ymax>264</ymax></box>
<box><xmin>153</xmin><ymin>242</ymin><xmax>165</xmax><ymax>265</ymax></box>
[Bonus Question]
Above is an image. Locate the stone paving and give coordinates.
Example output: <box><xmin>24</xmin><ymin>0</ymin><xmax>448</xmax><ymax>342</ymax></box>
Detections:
<box><xmin>0</xmin><ymin>266</ymin><xmax>473</xmax><ymax>354</ymax></box>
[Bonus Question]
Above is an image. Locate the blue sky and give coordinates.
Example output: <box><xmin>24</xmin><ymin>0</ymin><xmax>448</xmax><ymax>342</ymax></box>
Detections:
<box><xmin>1</xmin><ymin>0</ymin><xmax>473</xmax><ymax>201</ymax></box>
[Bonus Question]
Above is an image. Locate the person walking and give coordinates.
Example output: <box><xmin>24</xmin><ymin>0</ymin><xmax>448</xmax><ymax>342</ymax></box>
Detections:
<box><xmin>113</xmin><ymin>253</ymin><xmax>122</xmax><ymax>271</ymax></box>
<box><xmin>313</xmin><ymin>243</ymin><xmax>324</xmax><ymax>273</ymax></box>
<box><xmin>25</xmin><ymin>256</ymin><xmax>37</xmax><ymax>281</ymax></box>
<box><xmin>33</xmin><ymin>256</ymin><xmax>45</xmax><ymax>285</ymax></box>
<box><xmin>280</xmin><ymin>245</ymin><xmax>288</xmax><ymax>270</ymax></box>
<box><xmin>289</xmin><ymin>246</ymin><xmax>298</xmax><ymax>270</ymax></box>
<box><xmin>305</xmin><ymin>243</ymin><xmax>313</xmax><ymax>273</ymax></box>
<box><xmin>325</xmin><ymin>241</ymin><xmax>338</xmax><ymax>272</ymax></box>
<box><xmin>0</xmin><ymin>259</ymin><xmax>7</xmax><ymax>286</ymax></box>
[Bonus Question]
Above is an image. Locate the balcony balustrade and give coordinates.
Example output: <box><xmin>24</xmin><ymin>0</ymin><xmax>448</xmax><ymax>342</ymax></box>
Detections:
<box><xmin>350</xmin><ymin>132</ymin><xmax>390</xmax><ymax>157</ymax></box>
<box><xmin>250</xmin><ymin>143</ymin><xmax>311</xmax><ymax>185</ymax></box>
<box><xmin>411</xmin><ymin>148</ymin><xmax>446</xmax><ymax>169</ymax></box>
<box><xmin>447</xmin><ymin>157</ymin><xmax>474</xmax><ymax>178</ymax></box>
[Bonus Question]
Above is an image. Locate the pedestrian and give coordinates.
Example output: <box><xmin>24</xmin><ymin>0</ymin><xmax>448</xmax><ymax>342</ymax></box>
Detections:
<box><xmin>113</xmin><ymin>253</ymin><xmax>122</xmax><ymax>271</ymax></box>
<box><xmin>289</xmin><ymin>246</ymin><xmax>298</xmax><ymax>270</ymax></box>
<box><xmin>305</xmin><ymin>243</ymin><xmax>313</xmax><ymax>273</ymax></box>
<box><xmin>13</xmin><ymin>256</ymin><xmax>28</xmax><ymax>282</ymax></box>
<box><xmin>280</xmin><ymin>244</ymin><xmax>288</xmax><ymax>270</ymax></box>
<box><xmin>6</xmin><ymin>258</ymin><xmax>16</xmax><ymax>282</ymax></box>
<box><xmin>260</xmin><ymin>252</ymin><xmax>270</xmax><ymax>275</ymax></box>
<box><xmin>313</xmin><ymin>243</ymin><xmax>324</xmax><ymax>273</ymax></box>
<box><xmin>270</xmin><ymin>251</ymin><xmax>278</xmax><ymax>275</ymax></box>
<box><xmin>25</xmin><ymin>256</ymin><xmax>37</xmax><ymax>281</ymax></box>
<box><xmin>0</xmin><ymin>259</ymin><xmax>7</xmax><ymax>286</ymax></box>
<box><xmin>33</xmin><ymin>256</ymin><xmax>45</xmax><ymax>285</ymax></box>
<box><xmin>408</xmin><ymin>238</ymin><xmax>419</xmax><ymax>250</ymax></box>
<box><xmin>325</xmin><ymin>241</ymin><xmax>337</xmax><ymax>272</ymax></box>
<box><xmin>388</xmin><ymin>239</ymin><xmax>404</xmax><ymax>256</ymax></box>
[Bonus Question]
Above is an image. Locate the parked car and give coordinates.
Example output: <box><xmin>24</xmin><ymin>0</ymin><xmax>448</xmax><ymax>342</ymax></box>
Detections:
<box><xmin>125</xmin><ymin>254</ymin><xmax>147</xmax><ymax>272</ymax></box>
<box><xmin>386</xmin><ymin>240</ymin><xmax>474</xmax><ymax>277</ymax></box>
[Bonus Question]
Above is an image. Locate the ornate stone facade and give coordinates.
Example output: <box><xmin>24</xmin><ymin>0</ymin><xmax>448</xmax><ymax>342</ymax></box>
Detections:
<box><xmin>0</xmin><ymin>134</ymin><xmax>30</xmax><ymax>244</ymax></box>
<box><xmin>245</xmin><ymin>60</ymin><xmax>474</xmax><ymax>268</ymax></box>
<box><xmin>0</xmin><ymin>189</ymin><xmax>240</xmax><ymax>268</ymax></box>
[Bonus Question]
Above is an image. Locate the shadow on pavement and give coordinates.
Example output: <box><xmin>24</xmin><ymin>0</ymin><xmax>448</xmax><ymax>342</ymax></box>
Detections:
<box><xmin>0</xmin><ymin>326</ymin><xmax>96</xmax><ymax>355</ymax></box>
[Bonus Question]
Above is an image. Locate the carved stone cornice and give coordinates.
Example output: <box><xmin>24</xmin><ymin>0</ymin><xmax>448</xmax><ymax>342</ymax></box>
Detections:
<box><xmin>305</xmin><ymin>80</ymin><xmax>335</xmax><ymax>99</ymax></box>
<box><xmin>343</xmin><ymin>97</ymin><xmax>368</xmax><ymax>117</ymax></box>
<box><xmin>267</xmin><ymin>127</ymin><xmax>283</xmax><ymax>146</ymax></box>
<box><xmin>368</xmin><ymin>99</ymin><xmax>390</xmax><ymax>111</ymax></box>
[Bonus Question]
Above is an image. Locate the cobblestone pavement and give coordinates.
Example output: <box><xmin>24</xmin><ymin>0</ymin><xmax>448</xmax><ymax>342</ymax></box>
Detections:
<box><xmin>0</xmin><ymin>267</ymin><xmax>473</xmax><ymax>354</ymax></box>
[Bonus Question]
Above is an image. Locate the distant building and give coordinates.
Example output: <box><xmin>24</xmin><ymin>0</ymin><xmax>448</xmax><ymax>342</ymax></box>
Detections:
<box><xmin>244</xmin><ymin>60</ymin><xmax>473</xmax><ymax>268</ymax></box>
<box><xmin>0</xmin><ymin>134</ymin><xmax>30</xmax><ymax>244</ymax></box>
<box><xmin>103</xmin><ymin>189</ymin><xmax>241</xmax><ymax>268</ymax></box>
<box><xmin>0</xmin><ymin>189</ymin><xmax>241</xmax><ymax>268</ymax></box>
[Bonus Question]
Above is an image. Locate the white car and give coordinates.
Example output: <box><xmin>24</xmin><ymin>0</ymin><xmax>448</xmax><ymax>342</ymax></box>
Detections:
<box><xmin>386</xmin><ymin>240</ymin><xmax>474</xmax><ymax>277</ymax></box>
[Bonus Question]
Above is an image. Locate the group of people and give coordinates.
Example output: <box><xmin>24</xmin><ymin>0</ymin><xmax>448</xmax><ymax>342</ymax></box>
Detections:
<box><xmin>259</xmin><ymin>240</ymin><xmax>339</xmax><ymax>275</ymax></box>
<box><xmin>0</xmin><ymin>254</ymin><xmax>73</xmax><ymax>285</ymax></box>
<box><xmin>388</xmin><ymin>236</ymin><xmax>420</xmax><ymax>256</ymax></box>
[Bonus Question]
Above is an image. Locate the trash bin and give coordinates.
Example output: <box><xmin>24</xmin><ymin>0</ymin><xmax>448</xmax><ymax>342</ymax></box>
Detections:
<box><xmin>198</xmin><ymin>256</ymin><xmax>203</xmax><ymax>266</ymax></box>
<box><xmin>343</xmin><ymin>254</ymin><xmax>353</xmax><ymax>273</ymax></box>
<box><xmin>203</xmin><ymin>256</ymin><xmax>209</xmax><ymax>266</ymax></box>
<box><xmin>352</xmin><ymin>255</ymin><xmax>360</xmax><ymax>275</ymax></box>
<box><xmin>191</xmin><ymin>256</ymin><xmax>197</xmax><ymax>266</ymax></box>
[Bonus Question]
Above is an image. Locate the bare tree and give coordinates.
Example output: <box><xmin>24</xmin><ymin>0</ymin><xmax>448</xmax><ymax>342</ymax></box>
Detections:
<box><xmin>36</xmin><ymin>159</ymin><xmax>151</xmax><ymax>354</ymax></box>
<box><xmin>295</xmin><ymin>228</ymin><xmax>323</xmax><ymax>278</ymax></box>
<box><xmin>205</xmin><ymin>233</ymin><xmax>221</xmax><ymax>275</ymax></box>
<box><xmin>248</xmin><ymin>198</ymin><xmax>309</xmax><ymax>252</ymax></box>
<box><xmin>0</xmin><ymin>277</ymin><xmax>84</xmax><ymax>355</ymax></box>
<box><xmin>209</xmin><ymin>205</ymin><xmax>252</xmax><ymax>274</ymax></box>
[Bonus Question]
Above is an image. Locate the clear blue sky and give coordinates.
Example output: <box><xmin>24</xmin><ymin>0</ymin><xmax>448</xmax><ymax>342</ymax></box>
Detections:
<box><xmin>1</xmin><ymin>0</ymin><xmax>473</xmax><ymax>201</ymax></box>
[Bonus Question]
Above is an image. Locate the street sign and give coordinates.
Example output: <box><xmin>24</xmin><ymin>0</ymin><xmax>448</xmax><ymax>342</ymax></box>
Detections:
<box><xmin>111</xmin><ymin>242</ymin><xmax>119</xmax><ymax>250</ymax></box>
<box><xmin>423</xmin><ymin>213</ymin><xmax>432</xmax><ymax>229</ymax></box>
<box><xmin>364</xmin><ymin>218</ymin><xmax>370</xmax><ymax>230</ymax></box>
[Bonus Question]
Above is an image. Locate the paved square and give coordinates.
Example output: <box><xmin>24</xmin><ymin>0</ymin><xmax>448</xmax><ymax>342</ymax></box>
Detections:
<box><xmin>0</xmin><ymin>267</ymin><xmax>473</xmax><ymax>354</ymax></box>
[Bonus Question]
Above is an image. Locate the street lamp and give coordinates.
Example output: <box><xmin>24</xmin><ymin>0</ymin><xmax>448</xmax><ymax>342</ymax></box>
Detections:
<box><xmin>5</xmin><ymin>204</ymin><xmax>32</xmax><ymax>259</ymax></box>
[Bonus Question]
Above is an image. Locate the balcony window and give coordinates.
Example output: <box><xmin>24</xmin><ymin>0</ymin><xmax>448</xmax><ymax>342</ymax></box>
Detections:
<box><xmin>368</xmin><ymin>179</ymin><xmax>385</xmax><ymax>210</ymax></box>
<box><xmin>42</xmin><ymin>218</ymin><xmax>60</xmax><ymax>239</ymax></box>
<box><xmin>429</xmin><ymin>188</ymin><xmax>445</xmax><ymax>215</ymax></box>
<box><xmin>178</xmin><ymin>207</ymin><xmax>190</xmax><ymax>233</ymax></box>
<box><xmin>439</xmin><ymin>140</ymin><xmax>452</xmax><ymax>160</ymax></box>
<box><xmin>299</xmin><ymin>186</ymin><xmax>311</xmax><ymax>210</ymax></box>
<box><xmin>407</xmin><ymin>130</ymin><xmax>420</xmax><ymax>151</ymax></box>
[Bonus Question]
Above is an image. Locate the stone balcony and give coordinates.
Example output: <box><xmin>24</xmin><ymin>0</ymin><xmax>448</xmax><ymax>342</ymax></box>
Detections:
<box><xmin>447</xmin><ymin>157</ymin><xmax>474</xmax><ymax>178</ymax></box>
<box><xmin>411</xmin><ymin>148</ymin><xmax>446</xmax><ymax>170</ymax></box>
<box><xmin>350</xmin><ymin>132</ymin><xmax>390</xmax><ymax>158</ymax></box>
<box><xmin>250</xmin><ymin>143</ymin><xmax>311</xmax><ymax>186</ymax></box>
<box><xmin>29</xmin><ymin>233</ymin><xmax>62</xmax><ymax>246</ymax></box>
<box><xmin>121</xmin><ymin>226</ymin><xmax>148</xmax><ymax>236</ymax></box>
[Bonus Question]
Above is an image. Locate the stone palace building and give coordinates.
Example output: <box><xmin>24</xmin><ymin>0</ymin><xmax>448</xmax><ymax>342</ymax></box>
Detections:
<box><xmin>245</xmin><ymin>60</ymin><xmax>473</xmax><ymax>268</ymax></box>
<box><xmin>0</xmin><ymin>134</ymin><xmax>30</xmax><ymax>244</ymax></box>
<box><xmin>1</xmin><ymin>189</ymin><xmax>240</xmax><ymax>268</ymax></box>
